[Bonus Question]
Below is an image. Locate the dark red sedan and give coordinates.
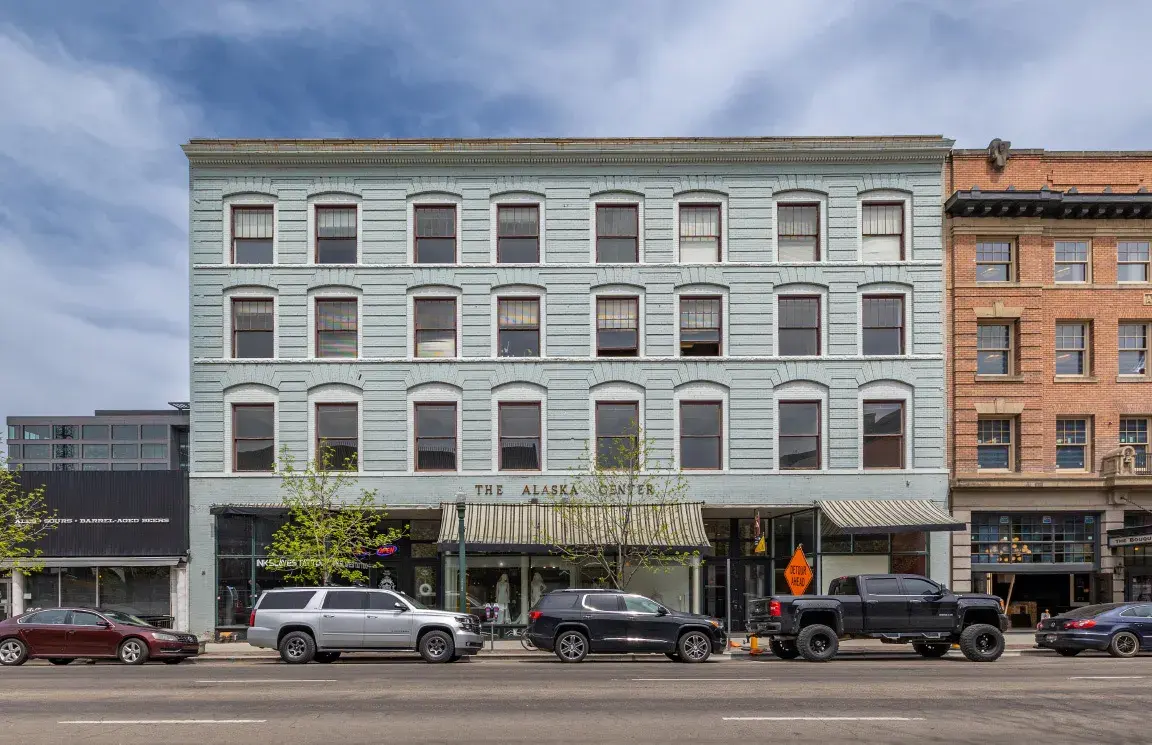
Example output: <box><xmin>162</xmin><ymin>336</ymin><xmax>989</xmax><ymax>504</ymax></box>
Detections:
<box><xmin>0</xmin><ymin>608</ymin><xmax>201</xmax><ymax>666</ymax></box>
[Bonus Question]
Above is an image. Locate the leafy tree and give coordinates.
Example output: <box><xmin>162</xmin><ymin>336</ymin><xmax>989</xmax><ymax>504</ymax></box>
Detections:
<box><xmin>0</xmin><ymin>460</ymin><xmax>56</xmax><ymax>573</ymax></box>
<box><xmin>538</xmin><ymin>426</ymin><xmax>698</xmax><ymax>591</ymax></box>
<box><xmin>265</xmin><ymin>447</ymin><xmax>404</xmax><ymax>586</ymax></box>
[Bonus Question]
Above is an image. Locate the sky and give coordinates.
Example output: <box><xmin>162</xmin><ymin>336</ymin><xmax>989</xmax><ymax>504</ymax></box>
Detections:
<box><xmin>2</xmin><ymin>0</ymin><xmax>1151</xmax><ymax>448</ymax></box>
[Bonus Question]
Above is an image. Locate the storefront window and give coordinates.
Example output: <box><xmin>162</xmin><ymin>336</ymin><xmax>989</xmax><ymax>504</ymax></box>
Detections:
<box><xmin>98</xmin><ymin>567</ymin><xmax>171</xmax><ymax>617</ymax></box>
<box><xmin>971</xmin><ymin>513</ymin><xmax>1097</xmax><ymax>565</ymax></box>
<box><xmin>27</xmin><ymin>570</ymin><xmax>61</xmax><ymax>609</ymax></box>
<box><xmin>60</xmin><ymin>568</ymin><xmax>98</xmax><ymax>608</ymax></box>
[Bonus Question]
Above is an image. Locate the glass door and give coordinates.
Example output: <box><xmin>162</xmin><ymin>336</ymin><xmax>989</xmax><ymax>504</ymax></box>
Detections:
<box><xmin>0</xmin><ymin>576</ymin><xmax>9</xmax><ymax>620</ymax></box>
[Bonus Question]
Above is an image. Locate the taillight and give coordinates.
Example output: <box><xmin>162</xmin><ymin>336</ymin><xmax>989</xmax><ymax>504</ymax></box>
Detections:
<box><xmin>1064</xmin><ymin>619</ymin><xmax>1096</xmax><ymax>629</ymax></box>
<box><xmin>528</xmin><ymin>610</ymin><xmax>542</xmax><ymax>622</ymax></box>
<box><xmin>768</xmin><ymin>600</ymin><xmax>782</xmax><ymax>617</ymax></box>
<box><xmin>248</xmin><ymin>610</ymin><xmax>257</xmax><ymax>627</ymax></box>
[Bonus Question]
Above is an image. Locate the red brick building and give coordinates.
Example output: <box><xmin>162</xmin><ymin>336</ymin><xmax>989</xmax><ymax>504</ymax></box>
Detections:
<box><xmin>945</xmin><ymin>145</ymin><xmax>1152</xmax><ymax>623</ymax></box>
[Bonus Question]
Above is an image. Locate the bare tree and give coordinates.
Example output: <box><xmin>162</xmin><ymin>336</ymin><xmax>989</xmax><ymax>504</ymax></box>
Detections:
<box><xmin>0</xmin><ymin>461</ymin><xmax>56</xmax><ymax>573</ymax></box>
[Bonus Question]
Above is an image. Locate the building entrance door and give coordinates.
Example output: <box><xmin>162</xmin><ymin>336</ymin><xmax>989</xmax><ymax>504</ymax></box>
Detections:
<box><xmin>0</xmin><ymin>577</ymin><xmax>10</xmax><ymax>621</ymax></box>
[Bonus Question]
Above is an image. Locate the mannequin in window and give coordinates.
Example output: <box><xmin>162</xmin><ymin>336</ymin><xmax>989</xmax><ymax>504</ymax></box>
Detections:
<box><xmin>496</xmin><ymin>573</ymin><xmax>511</xmax><ymax>624</ymax></box>
<box><xmin>530</xmin><ymin>572</ymin><xmax>547</xmax><ymax>607</ymax></box>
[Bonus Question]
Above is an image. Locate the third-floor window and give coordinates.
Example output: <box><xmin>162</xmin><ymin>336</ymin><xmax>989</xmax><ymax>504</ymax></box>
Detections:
<box><xmin>861</xmin><ymin>296</ymin><xmax>904</xmax><ymax>355</ymax></box>
<box><xmin>778</xmin><ymin>297</ymin><xmax>820</xmax><ymax>356</ymax></box>
<box><xmin>1054</xmin><ymin>241</ymin><xmax>1089</xmax><ymax>283</ymax></box>
<box><xmin>679</xmin><ymin>204</ymin><xmax>721</xmax><ymax>262</ymax></box>
<box><xmin>1118</xmin><ymin>241</ymin><xmax>1151</xmax><ymax>282</ymax></box>
<box><xmin>232</xmin><ymin>299</ymin><xmax>274</xmax><ymax>358</ymax></box>
<box><xmin>861</xmin><ymin>203</ymin><xmax>904</xmax><ymax>261</ymax></box>
<box><xmin>976</xmin><ymin>323</ymin><xmax>1013</xmax><ymax>375</ymax></box>
<box><xmin>415</xmin><ymin>206</ymin><xmax>457</xmax><ymax>264</ymax></box>
<box><xmin>414</xmin><ymin>299</ymin><xmax>457</xmax><ymax>358</ymax></box>
<box><xmin>777</xmin><ymin>204</ymin><xmax>819</xmax><ymax>261</ymax></box>
<box><xmin>596</xmin><ymin>205</ymin><xmax>639</xmax><ymax>263</ymax></box>
<box><xmin>1055</xmin><ymin>322</ymin><xmax>1089</xmax><ymax>376</ymax></box>
<box><xmin>679</xmin><ymin>297</ymin><xmax>721</xmax><ymax>356</ymax></box>
<box><xmin>1119</xmin><ymin>323</ymin><xmax>1149</xmax><ymax>376</ymax></box>
<box><xmin>497</xmin><ymin>298</ymin><xmax>541</xmax><ymax>357</ymax></box>
<box><xmin>596</xmin><ymin>297</ymin><xmax>639</xmax><ymax>356</ymax></box>
<box><xmin>315</xmin><ymin>299</ymin><xmax>358</xmax><ymax>358</ymax></box>
<box><xmin>975</xmin><ymin>240</ymin><xmax>1013</xmax><ymax>282</ymax></box>
<box><xmin>232</xmin><ymin>206</ymin><xmax>273</xmax><ymax>264</ymax></box>
<box><xmin>315</xmin><ymin>206</ymin><xmax>357</xmax><ymax>264</ymax></box>
<box><xmin>497</xmin><ymin>205</ymin><xmax>540</xmax><ymax>263</ymax></box>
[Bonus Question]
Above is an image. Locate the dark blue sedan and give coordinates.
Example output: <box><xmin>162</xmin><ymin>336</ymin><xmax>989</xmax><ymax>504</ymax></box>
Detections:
<box><xmin>1035</xmin><ymin>602</ymin><xmax>1152</xmax><ymax>657</ymax></box>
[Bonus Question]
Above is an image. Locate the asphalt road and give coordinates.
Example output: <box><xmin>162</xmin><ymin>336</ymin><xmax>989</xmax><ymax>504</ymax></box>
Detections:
<box><xmin>2</xmin><ymin>653</ymin><xmax>1150</xmax><ymax>745</ymax></box>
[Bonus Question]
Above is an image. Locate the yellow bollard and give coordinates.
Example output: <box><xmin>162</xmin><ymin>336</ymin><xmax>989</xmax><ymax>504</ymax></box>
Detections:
<box><xmin>749</xmin><ymin>636</ymin><xmax>762</xmax><ymax>655</ymax></box>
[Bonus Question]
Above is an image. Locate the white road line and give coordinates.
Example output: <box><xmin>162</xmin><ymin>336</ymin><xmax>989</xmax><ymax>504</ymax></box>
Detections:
<box><xmin>632</xmin><ymin>678</ymin><xmax>770</xmax><ymax>682</ymax></box>
<box><xmin>1069</xmin><ymin>676</ymin><xmax>1145</xmax><ymax>680</ymax></box>
<box><xmin>723</xmin><ymin>717</ymin><xmax>925</xmax><ymax>722</ymax></box>
<box><xmin>193</xmin><ymin>679</ymin><xmax>336</xmax><ymax>684</ymax></box>
<box><xmin>60</xmin><ymin>720</ymin><xmax>267</xmax><ymax>725</ymax></box>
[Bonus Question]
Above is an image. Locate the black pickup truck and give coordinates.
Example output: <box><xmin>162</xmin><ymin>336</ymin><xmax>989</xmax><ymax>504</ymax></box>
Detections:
<box><xmin>747</xmin><ymin>573</ymin><xmax>1009</xmax><ymax>662</ymax></box>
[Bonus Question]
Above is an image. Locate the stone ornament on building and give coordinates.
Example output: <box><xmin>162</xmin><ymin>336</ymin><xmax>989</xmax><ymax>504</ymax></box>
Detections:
<box><xmin>986</xmin><ymin>139</ymin><xmax>1011</xmax><ymax>170</ymax></box>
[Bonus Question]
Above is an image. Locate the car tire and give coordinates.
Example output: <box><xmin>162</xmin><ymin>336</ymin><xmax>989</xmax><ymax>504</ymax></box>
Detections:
<box><xmin>959</xmin><ymin>624</ymin><xmax>1004</xmax><ymax>662</ymax></box>
<box><xmin>419</xmin><ymin>630</ymin><xmax>455</xmax><ymax>663</ymax></box>
<box><xmin>162</xmin><ymin>658</ymin><xmax>185</xmax><ymax>665</ymax></box>
<box><xmin>1056</xmin><ymin>648</ymin><xmax>1082</xmax><ymax>657</ymax></box>
<box><xmin>313</xmin><ymin>652</ymin><xmax>341</xmax><ymax>664</ymax></box>
<box><xmin>769</xmin><ymin>640</ymin><xmax>800</xmax><ymax>660</ymax></box>
<box><xmin>554</xmin><ymin>630</ymin><xmax>589</xmax><ymax>663</ymax></box>
<box><xmin>1108</xmin><ymin>631</ymin><xmax>1140</xmax><ymax>659</ymax></box>
<box><xmin>0</xmin><ymin>638</ymin><xmax>28</xmax><ymax>667</ymax></box>
<box><xmin>279</xmin><ymin>631</ymin><xmax>316</xmax><ymax>664</ymax></box>
<box><xmin>665</xmin><ymin>651</ymin><xmax>682</xmax><ymax>662</ymax></box>
<box><xmin>795</xmin><ymin>624</ymin><xmax>839</xmax><ymax>662</ymax></box>
<box><xmin>118</xmin><ymin>638</ymin><xmax>150</xmax><ymax>665</ymax></box>
<box><xmin>678</xmin><ymin>631</ymin><xmax>713</xmax><ymax>663</ymax></box>
<box><xmin>912</xmin><ymin>643</ymin><xmax>950</xmax><ymax>659</ymax></box>
<box><xmin>48</xmin><ymin>658</ymin><xmax>74</xmax><ymax>666</ymax></box>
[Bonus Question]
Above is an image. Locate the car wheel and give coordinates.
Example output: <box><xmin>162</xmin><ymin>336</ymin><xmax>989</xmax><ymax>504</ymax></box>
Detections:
<box><xmin>678</xmin><ymin>631</ymin><xmax>712</xmax><ymax>663</ymax></box>
<box><xmin>118</xmin><ymin>638</ymin><xmax>150</xmax><ymax>666</ymax></box>
<box><xmin>313</xmin><ymin>652</ymin><xmax>341</xmax><ymax>664</ymax></box>
<box><xmin>0</xmin><ymin>638</ymin><xmax>28</xmax><ymax>667</ymax></box>
<box><xmin>554</xmin><ymin>630</ymin><xmax>588</xmax><ymax>663</ymax></box>
<box><xmin>48</xmin><ymin>658</ymin><xmax>74</xmax><ymax>666</ymax></box>
<box><xmin>769</xmin><ymin>640</ymin><xmax>800</xmax><ymax>660</ymax></box>
<box><xmin>665</xmin><ymin>651</ymin><xmax>682</xmax><ymax>662</ymax></box>
<box><xmin>279</xmin><ymin>631</ymin><xmax>316</xmax><ymax>664</ymax></box>
<box><xmin>419</xmin><ymin>630</ymin><xmax>455</xmax><ymax>663</ymax></box>
<box><xmin>1108</xmin><ymin>631</ymin><xmax>1140</xmax><ymax>659</ymax></box>
<box><xmin>1056</xmin><ymin>648</ymin><xmax>1082</xmax><ymax>657</ymax></box>
<box><xmin>162</xmin><ymin>658</ymin><xmax>185</xmax><ymax>665</ymax></box>
<box><xmin>912</xmin><ymin>643</ymin><xmax>950</xmax><ymax>659</ymax></box>
<box><xmin>796</xmin><ymin>624</ymin><xmax>839</xmax><ymax>662</ymax></box>
<box><xmin>959</xmin><ymin>624</ymin><xmax>1004</xmax><ymax>662</ymax></box>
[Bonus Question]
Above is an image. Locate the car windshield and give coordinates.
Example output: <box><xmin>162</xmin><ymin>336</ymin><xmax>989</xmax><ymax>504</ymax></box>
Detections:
<box><xmin>100</xmin><ymin>610</ymin><xmax>154</xmax><ymax>627</ymax></box>
<box><xmin>1060</xmin><ymin>603</ymin><xmax>1128</xmax><ymax>619</ymax></box>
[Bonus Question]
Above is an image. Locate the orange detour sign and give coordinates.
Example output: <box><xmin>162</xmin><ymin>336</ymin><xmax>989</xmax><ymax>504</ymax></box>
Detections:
<box><xmin>784</xmin><ymin>546</ymin><xmax>813</xmax><ymax>595</ymax></box>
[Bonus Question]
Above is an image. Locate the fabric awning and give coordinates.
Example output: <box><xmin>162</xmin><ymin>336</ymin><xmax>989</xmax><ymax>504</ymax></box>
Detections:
<box><xmin>817</xmin><ymin>499</ymin><xmax>964</xmax><ymax>534</ymax></box>
<box><xmin>436</xmin><ymin>502</ymin><xmax>711</xmax><ymax>554</ymax></box>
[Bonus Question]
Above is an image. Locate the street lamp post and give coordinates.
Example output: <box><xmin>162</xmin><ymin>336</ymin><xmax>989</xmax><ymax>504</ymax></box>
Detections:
<box><xmin>456</xmin><ymin>493</ymin><xmax>467</xmax><ymax>615</ymax></box>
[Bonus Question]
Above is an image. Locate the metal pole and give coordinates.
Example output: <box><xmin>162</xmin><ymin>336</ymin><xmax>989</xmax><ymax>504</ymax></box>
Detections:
<box><xmin>456</xmin><ymin>493</ymin><xmax>467</xmax><ymax>615</ymax></box>
<box><xmin>725</xmin><ymin>557</ymin><xmax>731</xmax><ymax>635</ymax></box>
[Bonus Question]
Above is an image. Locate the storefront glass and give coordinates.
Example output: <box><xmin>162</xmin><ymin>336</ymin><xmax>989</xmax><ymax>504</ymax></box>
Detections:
<box><xmin>24</xmin><ymin>566</ymin><xmax>171</xmax><ymax>618</ymax></box>
<box><xmin>971</xmin><ymin>513</ymin><xmax>1097</xmax><ymax>565</ymax></box>
<box><xmin>444</xmin><ymin>555</ymin><xmax>575</xmax><ymax>624</ymax></box>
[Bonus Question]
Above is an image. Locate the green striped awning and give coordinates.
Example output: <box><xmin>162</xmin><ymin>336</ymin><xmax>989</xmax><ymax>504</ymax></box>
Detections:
<box><xmin>817</xmin><ymin>499</ymin><xmax>963</xmax><ymax>535</ymax></box>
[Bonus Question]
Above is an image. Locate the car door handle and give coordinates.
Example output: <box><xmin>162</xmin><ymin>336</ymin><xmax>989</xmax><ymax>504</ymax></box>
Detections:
<box><xmin>582</xmin><ymin>615</ymin><xmax>594</xmax><ymax>620</ymax></box>
<box><xmin>366</xmin><ymin>615</ymin><xmax>378</xmax><ymax>619</ymax></box>
<box><xmin>322</xmin><ymin>614</ymin><xmax>335</xmax><ymax>619</ymax></box>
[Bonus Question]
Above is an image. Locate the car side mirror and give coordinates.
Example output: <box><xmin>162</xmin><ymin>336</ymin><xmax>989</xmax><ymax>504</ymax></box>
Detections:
<box><xmin>394</xmin><ymin>602</ymin><xmax>408</xmax><ymax>612</ymax></box>
<box><xmin>937</xmin><ymin>585</ymin><xmax>949</xmax><ymax>595</ymax></box>
<box><xmin>99</xmin><ymin>621</ymin><xmax>112</xmax><ymax>628</ymax></box>
<box><xmin>656</xmin><ymin>607</ymin><xmax>668</xmax><ymax>616</ymax></box>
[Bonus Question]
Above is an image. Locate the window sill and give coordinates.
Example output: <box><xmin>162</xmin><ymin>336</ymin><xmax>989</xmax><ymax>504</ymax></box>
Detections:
<box><xmin>1053</xmin><ymin>376</ymin><xmax>1097</xmax><ymax>383</ymax></box>
<box><xmin>1116</xmin><ymin>375</ymin><xmax>1150</xmax><ymax>383</ymax></box>
<box><xmin>975</xmin><ymin>374</ymin><xmax>1025</xmax><ymax>383</ymax></box>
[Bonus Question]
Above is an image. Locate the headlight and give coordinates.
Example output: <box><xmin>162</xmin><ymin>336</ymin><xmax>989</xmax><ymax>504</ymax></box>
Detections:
<box><xmin>152</xmin><ymin>632</ymin><xmax>178</xmax><ymax>642</ymax></box>
<box><xmin>454</xmin><ymin>616</ymin><xmax>472</xmax><ymax>625</ymax></box>
<box><xmin>708</xmin><ymin>619</ymin><xmax>722</xmax><ymax>629</ymax></box>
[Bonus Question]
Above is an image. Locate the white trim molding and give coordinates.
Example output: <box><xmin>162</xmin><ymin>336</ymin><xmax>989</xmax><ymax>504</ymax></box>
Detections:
<box><xmin>222</xmin><ymin>384</ymin><xmax>279</xmax><ymax>475</ymax></box>
<box><xmin>407</xmin><ymin>284</ymin><xmax>463</xmax><ymax>360</ymax></box>
<box><xmin>857</xmin><ymin>281</ymin><xmax>914</xmax><ymax>356</ymax></box>
<box><xmin>774</xmin><ymin>380</ymin><xmax>830</xmax><ymax>473</ymax></box>
<box><xmin>672</xmin><ymin>381</ymin><xmax>730</xmax><ymax>472</ymax></box>
<box><xmin>307</xmin><ymin>383</ymin><xmax>364</xmax><ymax>472</ymax></box>
<box><xmin>223</xmin><ymin>286</ymin><xmax>279</xmax><ymax>360</ymax></box>
<box><xmin>307</xmin><ymin>285</ymin><xmax>363</xmax><ymax>359</ymax></box>
<box><xmin>407</xmin><ymin>382</ymin><xmax>464</xmax><ymax>474</ymax></box>
<box><xmin>590</xmin><ymin>192</ymin><xmax>645</xmax><ymax>264</ymax></box>
<box><xmin>590</xmin><ymin>284</ymin><xmax>646</xmax><ymax>358</ymax></box>
<box><xmin>673</xmin><ymin>191</ymin><xmax>728</xmax><ymax>264</ymax></box>
<box><xmin>588</xmin><ymin>381</ymin><xmax>646</xmax><ymax>464</ymax></box>
<box><xmin>408</xmin><ymin>192</ymin><xmax>464</xmax><ymax>265</ymax></box>
<box><xmin>307</xmin><ymin>193</ymin><xmax>363</xmax><ymax>265</ymax></box>
<box><xmin>775</xmin><ymin>282</ymin><xmax>829</xmax><ymax>358</ymax></box>
<box><xmin>772</xmin><ymin>189</ymin><xmax>828</xmax><ymax>263</ymax></box>
<box><xmin>673</xmin><ymin>283</ymin><xmax>729</xmax><ymax>357</ymax></box>
<box><xmin>491</xmin><ymin>382</ymin><xmax>548</xmax><ymax>472</ymax></box>
<box><xmin>857</xmin><ymin>188</ymin><xmax>913</xmax><ymax>262</ymax></box>
<box><xmin>490</xmin><ymin>285</ymin><xmax>547</xmax><ymax>358</ymax></box>
<box><xmin>858</xmin><ymin>379</ymin><xmax>914</xmax><ymax>471</ymax></box>
<box><xmin>222</xmin><ymin>193</ymin><xmax>278</xmax><ymax>265</ymax></box>
<box><xmin>490</xmin><ymin>192</ymin><xmax>546</xmax><ymax>264</ymax></box>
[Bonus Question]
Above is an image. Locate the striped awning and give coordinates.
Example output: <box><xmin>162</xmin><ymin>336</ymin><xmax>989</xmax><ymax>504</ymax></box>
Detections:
<box><xmin>437</xmin><ymin>502</ymin><xmax>710</xmax><ymax>554</ymax></box>
<box><xmin>817</xmin><ymin>499</ymin><xmax>963</xmax><ymax>534</ymax></box>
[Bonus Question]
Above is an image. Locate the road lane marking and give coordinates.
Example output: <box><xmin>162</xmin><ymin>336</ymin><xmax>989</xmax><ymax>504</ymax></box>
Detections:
<box><xmin>631</xmin><ymin>678</ymin><xmax>770</xmax><ymax>681</ymax></box>
<box><xmin>60</xmin><ymin>720</ymin><xmax>267</xmax><ymax>725</ymax></box>
<box><xmin>1069</xmin><ymin>676</ymin><xmax>1145</xmax><ymax>680</ymax></box>
<box><xmin>193</xmin><ymin>679</ymin><xmax>336</xmax><ymax>684</ymax></box>
<box><xmin>723</xmin><ymin>717</ymin><xmax>925</xmax><ymax>722</ymax></box>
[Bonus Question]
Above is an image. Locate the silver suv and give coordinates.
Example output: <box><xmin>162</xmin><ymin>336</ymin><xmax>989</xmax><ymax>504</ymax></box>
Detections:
<box><xmin>247</xmin><ymin>587</ymin><xmax>483</xmax><ymax>664</ymax></box>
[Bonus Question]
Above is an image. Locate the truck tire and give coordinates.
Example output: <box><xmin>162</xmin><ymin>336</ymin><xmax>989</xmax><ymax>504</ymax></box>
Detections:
<box><xmin>279</xmin><ymin>631</ymin><xmax>316</xmax><ymax>664</ymax></box>
<box><xmin>958</xmin><ymin>624</ymin><xmax>1004</xmax><ymax>662</ymax></box>
<box><xmin>795</xmin><ymin>624</ymin><xmax>839</xmax><ymax>662</ymax></box>
<box><xmin>769</xmin><ymin>640</ymin><xmax>800</xmax><ymax>660</ymax></box>
<box><xmin>554</xmin><ymin>630</ymin><xmax>589</xmax><ymax>663</ymax></box>
<box><xmin>912</xmin><ymin>643</ymin><xmax>950</xmax><ymax>658</ymax></box>
<box><xmin>419</xmin><ymin>630</ymin><xmax>456</xmax><ymax>663</ymax></box>
<box><xmin>678</xmin><ymin>631</ymin><xmax>712</xmax><ymax>663</ymax></box>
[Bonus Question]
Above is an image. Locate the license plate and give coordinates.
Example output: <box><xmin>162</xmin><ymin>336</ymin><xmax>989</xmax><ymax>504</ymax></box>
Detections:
<box><xmin>1045</xmin><ymin>634</ymin><xmax>1056</xmax><ymax>643</ymax></box>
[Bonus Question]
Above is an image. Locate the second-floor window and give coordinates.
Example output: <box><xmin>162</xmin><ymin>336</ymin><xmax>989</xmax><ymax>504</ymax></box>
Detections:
<box><xmin>861</xmin><ymin>296</ymin><xmax>904</xmax><ymax>355</ymax></box>
<box><xmin>1118</xmin><ymin>241</ymin><xmax>1150</xmax><ymax>282</ymax></box>
<box><xmin>414</xmin><ymin>299</ymin><xmax>457</xmax><ymax>358</ymax></box>
<box><xmin>232</xmin><ymin>206</ymin><xmax>273</xmax><ymax>264</ymax></box>
<box><xmin>316</xmin><ymin>403</ymin><xmax>358</xmax><ymax>470</ymax></box>
<box><xmin>977</xmin><ymin>418</ymin><xmax>1013</xmax><ymax>470</ymax></box>
<box><xmin>977</xmin><ymin>323</ymin><xmax>1012</xmax><ymax>375</ymax></box>
<box><xmin>596</xmin><ymin>297</ymin><xmax>639</xmax><ymax>357</ymax></box>
<box><xmin>679</xmin><ymin>402</ymin><xmax>722</xmax><ymax>470</ymax></box>
<box><xmin>976</xmin><ymin>241</ymin><xmax>1012</xmax><ymax>282</ymax></box>
<box><xmin>1055</xmin><ymin>322</ymin><xmax>1089</xmax><ymax>376</ymax></box>
<box><xmin>233</xmin><ymin>404</ymin><xmax>274</xmax><ymax>472</ymax></box>
<box><xmin>862</xmin><ymin>401</ymin><xmax>904</xmax><ymax>469</ymax></box>
<box><xmin>679</xmin><ymin>297</ymin><xmax>721</xmax><ymax>356</ymax></box>
<box><xmin>498</xmin><ymin>402</ymin><xmax>541</xmax><ymax>471</ymax></box>
<box><xmin>414</xmin><ymin>403</ymin><xmax>457</xmax><ymax>471</ymax></box>
<box><xmin>679</xmin><ymin>204</ymin><xmax>721</xmax><ymax>262</ymax></box>
<box><xmin>1120</xmin><ymin>418</ymin><xmax>1149</xmax><ymax>468</ymax></box>
<box><xmin>232</xmin><ymin>299</ymin><xmax>274</xmax><ymax>358</ymax></box>
<box><xmin>595</xmin><ymin>402</ymin><xmax>639</xmax><ymax>469</ymax></box>
<box><xmin>1119</xmin><ymin>323</ymin><xmax>1149</xmax><ymax>376</ymax></box>
<box><xmin>1056</xmin><ymin>418</ymin><xmax>1089</xmax><ymax>470</ymax></box>
<box><xmin>1054</xmin><ymin>241</ymin><xmax>1089</xmax><ymax>283</ymax></box>
<box><xmin>315</xmin><ymin>206</ymin><xmax>357</xmax><ymax>264</ymax></box>
<box><xmin>497</xmin><ymin>205</ymin><xmax>540</xmax><ymax>263</ymax></box>
<box><xmin>861</xmin><ymin>203</ymin><xmax>904</xmax><ymax>261</ymax></box>
<box><xmin>415</xmin><ymin>206</ymin><xmax>457</xmax><ymax>264</ymax></box>
<box><xmin>596</xmin><ymin>205</ymin><xmax>639</xmax><ymax>263</ymax></box>
<box><xmin>497</xmin><ymin>298</ymin><xmax>540</xmax><ymax>357</ymax></box>
<box><xmin>779</xmin><ymin>401</ymin><xmax>820</xmax><ymax>470</ymax></box>
<box><xmin>778</xmin><ymin>297</ymin><xmax>820</xmax><ymax>356</ymax></box>
<box><xmin>777</xmin><ymin>204</ymin><xmax>819</xmax><ymax>261</ymax></box>
<box><xmin>316</xmin><ymin>300</ymin><xmax>358</xmax><ymax>358</ymax></box>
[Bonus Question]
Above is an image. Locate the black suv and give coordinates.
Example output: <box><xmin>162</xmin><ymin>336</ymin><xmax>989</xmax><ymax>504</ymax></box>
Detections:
<box><xmin>525</xmin><ymin>589</ymin><xmax>727</xmax><ymax>663</ymax></box>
